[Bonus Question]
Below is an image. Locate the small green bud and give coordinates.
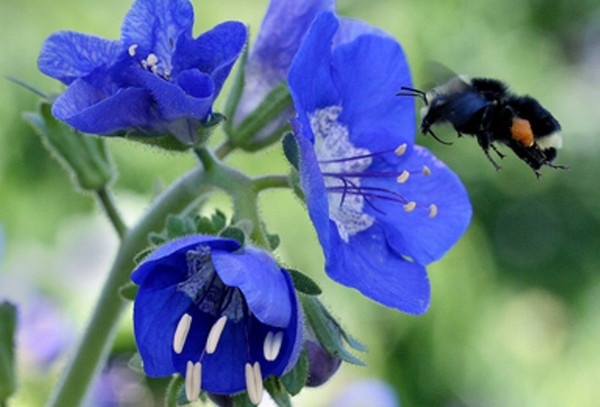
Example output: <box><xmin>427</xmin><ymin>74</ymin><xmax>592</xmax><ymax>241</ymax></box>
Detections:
<box><xmin>24</xmin><ymin>102</ymin><xmax>115</xmax><ymax>191</ymax></box>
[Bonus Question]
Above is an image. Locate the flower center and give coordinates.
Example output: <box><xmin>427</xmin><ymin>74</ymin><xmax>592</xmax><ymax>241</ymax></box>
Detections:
<box><xmin>309</xmin><ymin>106</ymin><xmax>438</xmax><ymax>243</ymax></box>
<box><xmin>128</xmin><ymin>43</ymin><xmax>172</xmax><ymax>79</ymax></box>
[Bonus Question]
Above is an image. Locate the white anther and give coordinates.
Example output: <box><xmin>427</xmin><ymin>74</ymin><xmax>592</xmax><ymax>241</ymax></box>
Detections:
<box><xmin>146</xmin><ymin>53</ymin><xmax>158</xmax><ymax>67</ymax></box>
<box><xmin>151</xmin><ymin>64</ymin><xmax>158</xmax><ymax>74</ymax></box>
<box><xmin>128</xmin><ymin>44</ymin><xmax>138</xmax><ymax>57</ymax></box>
<box><xmin>403</xmin><ymin>201</ymin><xmax>416</xmax><ymax>212</ymax></box>
<box><xmin>245</xmin><ymin>362</ymin><xmax>263</xmax><ymax>405</ymax></box>
<box><xmin>428</xmin><ymin>204</ymin><xmax>438</xmax><ymax>218</ymax></box>
<box><xmin>173</xmin><ymin>313</ymin><xmax>192</xmax><ymax>354</ymax></box>
<box><xmin>422</xmin><ymin>165</ymin><xmax>431</xmax><ymax>176</ymax></box>
<box><xmin>185</xmin><ymin>361</ymin><xmax>201</xmax><ymax>402</ymax></box>
<box><xmin>395</xmin><ymin>143</ymin><xmax>407</xmax><ymax>156</ymax></box>
<box><xmin>263</xmin><ymin>331</ymin><xmax>284</xmax><ymax>362</ymax></box>
<box><xmin>205</xmin><ymin>316</ymin><xmax>228</xmax><ymax>354</ymax></box>
<box><xmin>397</xmin><ymin>170</ymin><xmax>410</xmax><ymax>183</ymax></box>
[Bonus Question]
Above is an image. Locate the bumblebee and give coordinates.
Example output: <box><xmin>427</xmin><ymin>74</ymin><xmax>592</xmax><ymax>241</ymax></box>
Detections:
<box><xmin>398</xmin><ymin>75</ymin><xmax>568</xmax><ymax>177</ymax></box>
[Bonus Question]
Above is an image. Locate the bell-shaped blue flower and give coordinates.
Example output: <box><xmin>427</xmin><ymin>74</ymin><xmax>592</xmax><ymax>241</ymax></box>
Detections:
<box><xmin>132</xmin><ymin>235</ymin><xmax>302</xmax><ymax>403</ymax></box>
<box><xmin>288</xmin><ymin>12</ymin><xmax>472</xmax><ymax>314</ymax></box>
<box><xmin>232</xmin><ymin>0</ymin><xmax>335</xmax><ymax>143</ymax></box>
<box><xmin>38</xmin><ymin>0</ymin><xmax>246</xmax><ymax>144</ymax></box>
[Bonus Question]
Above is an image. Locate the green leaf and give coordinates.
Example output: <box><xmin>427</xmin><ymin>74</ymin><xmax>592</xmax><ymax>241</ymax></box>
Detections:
<box><xmin>148</xmin><ymin>232</ymin><xmax>166</xmax><ymax>246</ymax></box>
<box><xmin>264</xmin><ymin>377</ymin><xmax>291</xmax><ymax>407</ymax></box>
<box><xmin>287</xmin><ymin>269</ymin><xmax>322</xmax><ymax>296</ymax></box>
<box><xmin>232</xmin><ymin>392</ymin><xmax>255</xmax><ymax>407</ymax></box>
<box><xmin>281</xmin><ymin>347</ymin><xmax>309</xmax><ymax>395</ymax></box>
<box><xmin>223</xmin><ymin>39</ymin><xmax>249</xmax><ymax>137</ymax></box>
<box><xmin>267</xmin><ymin>232</ymin><xmax>280</xmax><ymax>251</ymax></box>
<box><xmin>300</xmin><ymin>295</ymin><xmax>366</xmax><ymax>366</ymax></box>
<box><xmin>210</xmin><ymin>210</ymin><xmax>227</xmax><ymax>232</ymax></box>
<box><xmin>0</xmin><ymin>301</ymin><xmax>17</xmax><ymax>402</ymax></box>
<box><xmin>133</xmin><ymin>246</ymin><xmax>153</xmax><ymax>264</ymax></box>
<box><xmin>166</xmin><ymin>215</ymin><xmax>186</xmax><ymax>239</ymax></box>
<box><xmin>220</xmin><ymin>226</ymin><xmax>246</xmax><ymax>246</ymax></box>
<box><xmin>194</xmin><ymin>215</ymin><xmax>216</xmax><ymax>235</ymax></box>
<box><xmin>282</xmin><ymin>132</ymin><xmax>300</xmax><ymax>171</ymax></box>
<box><xmin>314</xmin><ymin>298</ymin><xmax>367</xmax><ymax>353</ymax></box>
<box><xmin>119</xmin><ymin>282</ymin><xmax>139</xmax><ymax>301</ymax></box>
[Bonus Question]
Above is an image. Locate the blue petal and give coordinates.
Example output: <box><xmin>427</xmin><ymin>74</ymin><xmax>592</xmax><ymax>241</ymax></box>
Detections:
<box><xmin>326</xmin><ymin>222</ymin><xmax>431</xmax><ymax>314</ymax></box>
<box><xmin>51</xmin><ymin>80</ymin><xmax>156</xmax><ymax>134</ymax></box>
<box><xmin>293</xmin><ymin>118</ymin><xmax>331</xmax><ymax>255</ymax></box>
<box><xmin>211</xmin><ymin>247</ymin><xmax>292</xmax><ymax>328</ymax></box>
<box><xmin>333</xmin><ymin>17</ymin><xmax>392</xmax><ymax>47</ymax></box>
<box><xmin>235</xmin><ymin>0</ymin><xmax>335</xmax><ymax>125</ymax></box>
<box><xmin>331</xmin><ymin>34</ymin><xmax>415</xmax><ymax>154</ymax></box>
<box><xmin>38</xmin><ymin>31</ymin><xmax>122</xmax><ymax>85</ymax></box>
<box><xmin>132</xmin><ymin>235</ymin><xmax>240</xmax><ymax>286</ymax></box>
<box><xmin>134</xmin><ymin>285</ymin><xmax>192</xmax><ymax>376</ymax></box>
<box><xmin>288</xmin><ymin>11</ymin><xmax>341</xmax><ymax>128</ymax></box>
<box><xmin>120</xmin><ymin>0</ymin><xmax>193</xmax><ymax>67</ymax></box>
<box><xmin>139</xmin><ymin>69</ymin><xmax>214</xmax><ymax>121</ymax></box>
<box><xmin>173</xmin><ymin>21</ymin><xmax>247</xmax><ymax>98</ymax></box>
<box><xmin>365</xmin><ymin>146</ymin><xmax>472</xmax><ymax>265</ymax></box>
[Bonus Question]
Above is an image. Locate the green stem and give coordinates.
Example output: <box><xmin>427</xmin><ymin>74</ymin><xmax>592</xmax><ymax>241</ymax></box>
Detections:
<box><xmin>253</xmin><ymin>175</ymin><xmax>291</xmax><ymax>192</ymax></box>
<box><xmin>95</xmin><ymin>187</ymin><xmax>127</xmax><ymax>238</ymax></box>
<box><xmin>45</xmin><ymin>167</ymin><xmax>213</xmax><ymax>407</ymax></box>
<box><xmin>214</xmin><ymin>139</ymin><xmax>236</xmax><ymax>160</ymax></box>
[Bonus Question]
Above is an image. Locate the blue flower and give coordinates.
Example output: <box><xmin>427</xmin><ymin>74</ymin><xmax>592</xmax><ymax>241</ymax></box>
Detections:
<box><xmin>287</xmin><ymin>12</ymin><xmax>472</xmax><ymax>314</ymax></box>
<box><xmin>232</xmin><ymin>0</ymin><xmax>335</xmax><ymax>143</ymax></box>
<box><xmin>38</xmin><ymin>0</ymin><xmax>246</xmax><ymax>143</ymax></box>
<box><xmin>131</xmin><ymin>235</ymin><xmax>302</xmax><ymax>403</ymax></box>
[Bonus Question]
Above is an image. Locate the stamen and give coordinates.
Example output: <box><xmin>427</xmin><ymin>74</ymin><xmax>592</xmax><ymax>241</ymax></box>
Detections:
<box><xmin>422</xmin><ymin>165</ymin><xmax>431</xmax><ymax>176</ymax></box>
<box><xmin>263</xmin><ymin>331</ymin><xmax>284</xmax><ymax>362</ymax></box>
<box><xmin>173</xmin><ymin>313</ymin><xmax>192</xmax><ymax>354</ymax></box>
<box><xmin>128</xmin><ymin>44</ymin><xmax>138</xmax><ymax>57</ymax></box>
<box><xmin>397</xmin><ymin>170</ymin><xmax>410</xmax><ymax>183</ymax></box>
<box><xmin>429</xmin><ymin>204</ymin><xmax>438</xmax><ymax>218</ymax></box>
<box><xmin>146</xmin><ymin>53</ymin><xmax>158</xmax><ymax>67</ymax></box>
<box><xmin>185</xmin><ymin>361</ymin><xmax>201</xmax><ymax>402</ymax></box>
<box><xmin>395</xmin><ymin>143</ymin><xmax>407</xmax><ymax>156</ymax></box>
<box><xmin>245</xmin><ymin>362</ymin><xmax>263</xmax><ymax>405</ymax></box>
<box><xmin>403</xmin><ymin>201</ymin><xmax>416</xmax><ymax>212</ymax></box>
<box><xmin>205</xmin><ymin>315</ymin><xmax>228</xmax><ymax>354</ymax></box>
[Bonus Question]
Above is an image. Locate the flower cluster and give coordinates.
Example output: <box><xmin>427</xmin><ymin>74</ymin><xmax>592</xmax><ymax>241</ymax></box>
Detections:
<box><xmin>37</xmin><ymin>0</ymin><xmax>472</xmax><ymax>403</ymax></box>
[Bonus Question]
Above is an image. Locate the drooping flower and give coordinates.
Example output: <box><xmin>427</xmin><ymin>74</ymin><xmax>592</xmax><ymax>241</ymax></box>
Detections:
<box><xmin>132</xmin><ymin>235</ymin><xmax>302</xmax><ymax>404</ymax></box>
<box><xmin>231</xmin><ymin>0</ymin><xmax>335</xmax><ymax>146</ymax></box>
<box><xmin>38</xmin><ymin>0</ymin><xmax>246</xmax><ymax>144</ymax></box>
<box><xmin>288</xmin><ymin>12</ymin><xmax>472</xmax><ymax>314</ymax></box>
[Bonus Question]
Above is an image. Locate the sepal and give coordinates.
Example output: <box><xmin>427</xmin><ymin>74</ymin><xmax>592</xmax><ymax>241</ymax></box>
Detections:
<box><xmin>24</xmin><ymin>102</ymin><xmax>115</xmax><ymax>191</ymax></box>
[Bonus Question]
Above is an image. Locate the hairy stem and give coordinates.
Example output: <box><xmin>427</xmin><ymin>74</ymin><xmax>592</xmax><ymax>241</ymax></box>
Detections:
<box><xmin>95</xmin><ymin>187</ymin><xmax>127</xmax><ymax>238</ymax></box>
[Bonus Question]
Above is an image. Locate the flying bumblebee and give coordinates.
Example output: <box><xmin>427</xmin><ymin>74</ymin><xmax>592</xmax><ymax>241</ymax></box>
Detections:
<box><xmin>398</xmin><ymin>75</ymin><xmax>568</xmax><ymax>177</ymax></box>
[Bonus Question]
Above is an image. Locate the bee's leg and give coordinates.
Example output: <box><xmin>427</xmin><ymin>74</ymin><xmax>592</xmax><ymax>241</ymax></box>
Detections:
<box><xmin>426</xmin><ymin>128</ymin><xmax>453</xmax><ymax>145</ymax></box>
<box><xmin>490</xmin><ymin>143</ymin><xmax>506</xmax><ymax>159</ymax></box>
<box><xmin>476</xmin><ymin>132</ymin><xmax>502</xmax><ymax>170</ymax></box>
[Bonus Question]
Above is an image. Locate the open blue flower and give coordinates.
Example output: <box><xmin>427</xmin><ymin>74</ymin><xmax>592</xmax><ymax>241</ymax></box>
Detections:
<box><xmin>38</xmin><ymin>0</ymin><xmax>246</xmax><ymax>143</ymax></box>
<box><xmin>288</xmin><ymin>12</ymin><xmax>472</xmax><ymax>314</ymax></box>
<box><xmin>132</xmin><ymin>235</ymin><xmax>302</xmax><ymax>403</ymax></box>
<box><xmin>232</xmin><ymin>0</ymin><xmax>335</xmax><ymax>144</ymax></box>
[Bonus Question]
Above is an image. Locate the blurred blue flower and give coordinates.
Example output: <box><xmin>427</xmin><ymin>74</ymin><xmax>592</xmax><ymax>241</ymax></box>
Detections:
<box><xmin>38</xmin><ymin>0</ymin><xmax>246</xmax><ymax>143</ymax></box>
<box><xmin>288</xmin><ymin>12</ymin><xmax>472</xmax><ymax>314</ymax></box>
<box><xmin>132</xmin><ymin>235</ymin><xmax>302</xmax><ymax>403</ymax></box>
<box><xmin>330</xmin><ymin>379</ymin><xmax>400</xmax><ymax>407</ymax></box>
<box><xmin>232</xmin><ymin>0</ymin><xmax>335</xmax><ymax>142</ymax></box>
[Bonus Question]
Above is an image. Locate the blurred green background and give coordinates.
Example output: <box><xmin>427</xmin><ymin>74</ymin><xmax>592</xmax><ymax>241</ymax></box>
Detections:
<box><xmin>1</xmin><ymin>0</ymin><xmax>599</xmax><ymax>406</ymax></box>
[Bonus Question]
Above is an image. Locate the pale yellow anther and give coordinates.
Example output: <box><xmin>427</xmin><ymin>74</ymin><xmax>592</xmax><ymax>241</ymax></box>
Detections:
<box><xmin>403</xmin><ymin>201</ymin><xmax>416</xmax><ymax>212</ymax></box>
<box><xmin>128</xmin><ymin>44</ymin><xmax>138</xmax><ymax>57</ymax></box>
<box><xmin>184</xmin><ymin>361</ymin><xmax>201</xmax><ymax>402</ymax></box>
<box><xmin>146</xmin><ymin>53</ymin><xmax>158</xmax><ymax>66</ymax></box>
<box><xmin>422</xmin><ymin>165</ymin><xmax>431</xmax><ymax>176</ymax></box>
<box><xmin>205</xmin><ymin>316</ymin><xmax>228</xmax><ymax>354</ymax></box>
<box><xmin>395</xmin><ymin>143</ymin><xmax>407</xmax><ymax>156</ymax></box>
<box><xmin>397</xmin><ymin>170</ymin><xmax>410</xmax><ymax>183</ymax></box>
<box><xmin>245</xmin><ymin>362</ymin><xmax>263</xmax><ymax>405</ymax></box>
<box><xmin>173</xmin><ymin>313</ymin><xmax>192</xmax><ymax>354</ymax></box>
<box><xmin>428</xmin><ymin>204</ymin><xmax>438</xmax><ymax>218</ymax></box>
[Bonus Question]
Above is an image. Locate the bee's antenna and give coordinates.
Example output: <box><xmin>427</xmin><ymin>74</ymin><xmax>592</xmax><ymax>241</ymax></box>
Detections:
<box><xmin>396</xmin><ymin>86</ymin><xmax>429</xmax><ymax>105</ymax></box>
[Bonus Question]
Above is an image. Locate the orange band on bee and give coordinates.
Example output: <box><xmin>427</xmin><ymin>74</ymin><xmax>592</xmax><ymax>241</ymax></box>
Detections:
<box><xmin>511</xmin><ymin>118</ymin><xmax>534</xmax><ymax>147</ymax></box>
